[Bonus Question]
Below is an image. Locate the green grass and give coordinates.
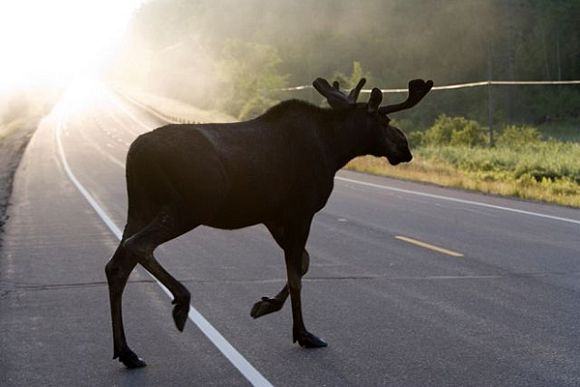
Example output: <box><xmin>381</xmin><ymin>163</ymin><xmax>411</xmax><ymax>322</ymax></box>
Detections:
<box><xmin>347</xmin><ymin>142</ymin><xmax>580</xmax><ymax>207</ymax></box>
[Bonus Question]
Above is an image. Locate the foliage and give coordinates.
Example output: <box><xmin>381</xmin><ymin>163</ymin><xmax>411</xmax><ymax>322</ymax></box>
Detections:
<box><xmin>117</xmin><ymin>0</ymin><xmax>580</xmax><ymax>126</ymax></box>
<box><xmin>423</xmin><ymin>115</ymin><xmax>486</xmax><ymax>147</ymax></box>
<box><xmin>450</xmin><ymin>123</ymin><xmax>486</xmax><ymax>147</ymax></box>
<box><xmin>496</xmin><ymin>125</ymin><xmax>542</xmax><ymax>147</ymax></box>
<box><xmin>406</xmin><ymin>131</ymin><xmax>424</xmax><ymax>148</ymax></box>
<box><xmin>347</xmin><ymin>139</ymin><xmax>580</xmax><ymax>207</ymax></box>
<box><xmin>332</xmin><ymin>61</ymin><xmax>371</xmax><ymax>91</ymax></box>
<box><xmin>0</xmin><ymin>88</ymin><xmax>60</xmax><ymax>130</ymax></box>
<box><xmin>347</xmin><ymin>113</ymin><xmax>579</xmax><ymax>206</ymax></box>
<box><xmin>238</xmin><ymin>95</ymin><xmax>278</xmax><ymax>121</ymax></box>
<box><xmin>423</xmin><ymin>115</ymin><xmax>454</xmax><ymax>145</ymax></box>
<box><xmin>217</xmin><ymin>40</ymin><xmax>288</xmax><ymax>119</ymax></box>
<box><xmin>420</xmin><ymin>141</ymin><xmax>580</xmax><ymax>182</ymax></box>
<box><xmin>114</xmin><ymin>0</ymin><xmax>580</xmax><ymax>206</ymax></box>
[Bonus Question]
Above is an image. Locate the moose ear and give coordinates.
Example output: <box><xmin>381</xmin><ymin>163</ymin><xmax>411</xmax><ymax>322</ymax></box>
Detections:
<box><xmin>367</xmin><ymin>88</ymin><xmax>383</xmax><ymax>113</ymax></box>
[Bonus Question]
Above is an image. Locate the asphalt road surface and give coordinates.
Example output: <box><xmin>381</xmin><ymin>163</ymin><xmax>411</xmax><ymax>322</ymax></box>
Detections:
<box><xmin>1</xmin><ymin>82</ymin><xmax>579</xmax><ymax>386</ymax></box>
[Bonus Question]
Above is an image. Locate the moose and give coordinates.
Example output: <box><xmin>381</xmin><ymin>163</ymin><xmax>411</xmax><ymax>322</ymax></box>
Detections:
<box><xmin>105</xmin><ymin>77</ymin><xmax>433</xmax><ymax>368</ymax></box>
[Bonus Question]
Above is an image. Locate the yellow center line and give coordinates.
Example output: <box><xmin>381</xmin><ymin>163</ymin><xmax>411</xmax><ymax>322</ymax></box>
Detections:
<box><xmin>395</xmin><ymin>236</ymin><xmax>464</xmax><ymax>257</ymax></box>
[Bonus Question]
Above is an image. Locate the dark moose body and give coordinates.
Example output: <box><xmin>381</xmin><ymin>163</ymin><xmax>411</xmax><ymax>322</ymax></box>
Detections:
<box><xmin>105</xmin><ymin>77</ymin><xmax>433</xmax><ymax>368</ymax></box>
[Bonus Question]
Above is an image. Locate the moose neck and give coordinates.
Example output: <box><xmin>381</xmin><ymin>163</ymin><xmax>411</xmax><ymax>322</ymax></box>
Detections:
<box><xmin>321</xmin><ymin>109</ymin><xmax>378</xmax><ymax>173</ymax></box>
<box><xmin>260</xmin><ymin>101</ymin><xmax>377</xmax><ymax>174</ymax></box>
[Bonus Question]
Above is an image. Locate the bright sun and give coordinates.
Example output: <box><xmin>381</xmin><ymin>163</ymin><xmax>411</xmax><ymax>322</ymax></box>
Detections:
<box><xmin>0</xmin><ymin>0</ymin><xmax>143</xmax><ymax>91</ymax></box>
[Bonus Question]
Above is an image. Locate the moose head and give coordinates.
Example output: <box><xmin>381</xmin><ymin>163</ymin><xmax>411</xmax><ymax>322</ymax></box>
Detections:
<box><xmin>313</xmin><ymin>77</ymin><xmax>433</xmax><ymax>165</ymax></box>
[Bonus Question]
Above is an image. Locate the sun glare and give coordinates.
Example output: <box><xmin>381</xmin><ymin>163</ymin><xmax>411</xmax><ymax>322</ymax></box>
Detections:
<box><xmin>0</xmin><ymin>0</ymin><xmax>143</xmax><ymax>92</ymax></box>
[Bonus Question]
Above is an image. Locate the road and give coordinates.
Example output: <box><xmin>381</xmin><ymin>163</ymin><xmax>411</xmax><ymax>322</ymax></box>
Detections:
<box><xmin>1</xmin><ymin>82</ymin><xmax>579</xmax><ymax>386</ymax></box>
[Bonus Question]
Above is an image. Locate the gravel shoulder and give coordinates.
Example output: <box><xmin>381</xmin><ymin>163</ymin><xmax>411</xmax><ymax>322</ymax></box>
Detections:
<box><xmin>0</xmin><ymin>120</ymin><xmax>39</xmax><ymax>233</ymax></box>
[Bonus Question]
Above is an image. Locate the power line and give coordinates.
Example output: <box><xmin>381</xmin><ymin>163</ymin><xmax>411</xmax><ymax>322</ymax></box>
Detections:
<box><xmin>281</xmin><ymin>79</ymin><xmax>580</xmax><ymax>93</ymax></box>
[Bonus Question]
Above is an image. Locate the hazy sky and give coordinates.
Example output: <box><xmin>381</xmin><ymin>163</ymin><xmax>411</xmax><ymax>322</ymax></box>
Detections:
<box><xmin>0</xmin><ymin>0</ymin><xmax>144</xmax><ymax>91</ymax></box>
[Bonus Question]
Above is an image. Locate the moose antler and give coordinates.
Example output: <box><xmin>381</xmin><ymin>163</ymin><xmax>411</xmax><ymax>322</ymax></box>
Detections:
<box><xmin>348</xmin><ymin>78</ymin><xmax>366</xmax><ymax>102</ymax></box>
<box><xmin>313</xmin><ymin>77</ymin><xmax>366</xmax><ymax>109</ymax></box>
<box><xmin>379</xmin><ymin>79</ymin><xmax>433</xmax><ymax>115</ymax></box>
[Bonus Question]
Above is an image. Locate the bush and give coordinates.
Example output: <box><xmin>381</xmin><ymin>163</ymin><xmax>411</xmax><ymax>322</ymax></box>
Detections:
<box><xmin>332</xmin><ymin>61</ymin><xmax>371</xmax><ymax>90</ymax></box>
<box><xmin>217</xmin><ymin>40</ymin><xmax>287</xmax><ymax>119</ymax></box>
<box><xmin>423</xmin><ymin>114</ymin><xmax>454</xmax><ymax>145</ymax></box>
<box><xmin>450</xmin><ymin>121</ymin><xmax>486</xmax><ymax>147</ymax></box>
<box><xmin>496</xmin><ymin>125</ymin><xmax>542</xmax><ymax>147</ymax></box>
<box><xmin>424</xmin><ymin>114</ymin><xmax>485</xmax><ymax>147</ymax></box>
<box><xmin>406</xmin><ymin>131</ymin><xmax>424</xmax><ymax>148</ymax></box>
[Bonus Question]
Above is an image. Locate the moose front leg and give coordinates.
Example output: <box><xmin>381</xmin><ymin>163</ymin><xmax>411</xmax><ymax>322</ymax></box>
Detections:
<box><xmin>283</xmin><ymin>221</ymin><xmax>327</xmax><ymax>348</ymax></box>
<box><xmin>250</xmin><ymin>250</ymin><xmax>309</xmax><ymax>319</ymax></box>
<box><xmin>286</xmin><ymin>247</ymin><xmax>326</xmax><ymax>348</ymax></box>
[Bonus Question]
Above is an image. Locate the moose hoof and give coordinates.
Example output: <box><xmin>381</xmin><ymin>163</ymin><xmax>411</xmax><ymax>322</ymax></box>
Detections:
<box><xmin>294</xmin><ymin>331</ymin><xmax>328</xmax><ymax>348</ymax></box>
<box><xmin>172</xmin><ymin>299</ymin><xmax>190</xmax><ymax>332</ymax></box>
<box><xmin>250</xmin><ymin>297</ymin><xmax>283</xmax><ymax>319</ymax></box>
<box><xmin>117</xmin><ymin>350</ymin><xmax>147</xmax><ymax>369</ymax></box>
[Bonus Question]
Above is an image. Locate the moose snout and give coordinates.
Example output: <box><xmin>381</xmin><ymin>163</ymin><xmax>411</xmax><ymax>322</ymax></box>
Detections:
<box><xmin>387</xmin><ymin>150</ymin><xmax>412</xmax><ymax>165</ymax></box>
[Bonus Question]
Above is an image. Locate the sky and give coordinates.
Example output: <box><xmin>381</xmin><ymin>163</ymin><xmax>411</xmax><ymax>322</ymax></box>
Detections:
<box><xmin>0</xmin><ymin>0</ymin><xmax>144</xmax><ymax>91</ymax></box>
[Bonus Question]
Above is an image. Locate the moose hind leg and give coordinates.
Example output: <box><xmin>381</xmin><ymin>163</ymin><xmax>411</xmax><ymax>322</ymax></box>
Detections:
<box><xmin>123</xmin><ymin>212</ymin><xmax>195</xmax><ymax>333</ymax></box>
<box><xmin>250</xmin><ymin>250</ymin><xmax>310</xmax><ymax>319</ymax></box>
<box><xmin>105</xmin><ymin>244</ymin><xmax>146</xmax><ymax>368</ymax></box>
<box><xmin>139</xmin><ymin>254</ymin><xmax>191</xmax><ymax>332</ymax></box>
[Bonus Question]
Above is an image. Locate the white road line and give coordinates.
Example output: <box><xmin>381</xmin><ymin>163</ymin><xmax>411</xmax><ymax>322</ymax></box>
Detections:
<box><xmin>336</xmin><ymin>176</ymin><xmax>580</xmax><ymax>226</ymax></box>
<box><xmin>55</xmin><ymin>115</ymin><xmax>273</xmax><ymax>387</ymax></box>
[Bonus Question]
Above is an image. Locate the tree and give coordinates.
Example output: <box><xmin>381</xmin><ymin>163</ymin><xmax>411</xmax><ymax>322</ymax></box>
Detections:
<box><xmin>217</xmin><ymin>40</ymin><xmax>287</xmax><ymax>119</ymax></box>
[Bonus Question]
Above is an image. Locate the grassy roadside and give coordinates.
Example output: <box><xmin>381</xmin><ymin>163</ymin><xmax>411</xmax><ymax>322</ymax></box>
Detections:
<box><xmin>0</xmin><ymin>88</ymin><xmax>60</xmax><ymax>231</ymax></box>
<box><xmin>347</xmin><ymin>143</ymin><xmax>580</xmax><ymax>208</ymax></box>
<box><xmin>348</xmin><ymin>114</ymin><xmax>580</xmax><ymax>208</ymax></box>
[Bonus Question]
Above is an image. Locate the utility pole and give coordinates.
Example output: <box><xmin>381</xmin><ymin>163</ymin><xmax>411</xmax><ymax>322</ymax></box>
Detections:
<box><xmin>487</xmin><ymin>40</ymin><xmax>494</xmax><ymax>147</ymax></box>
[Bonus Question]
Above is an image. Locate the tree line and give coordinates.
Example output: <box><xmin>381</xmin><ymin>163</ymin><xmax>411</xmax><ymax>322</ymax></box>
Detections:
<box><xmin>108</xmin><ymin>0</ymin><xmax>580</xmax><ymax>127</ymax></box>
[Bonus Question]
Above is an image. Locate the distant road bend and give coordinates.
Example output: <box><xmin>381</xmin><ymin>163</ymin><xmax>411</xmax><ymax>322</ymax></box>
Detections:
<box><xmin>0</xmin><ymin>82</ymin><xmax>579</xmax><ymax>386</ymax></box>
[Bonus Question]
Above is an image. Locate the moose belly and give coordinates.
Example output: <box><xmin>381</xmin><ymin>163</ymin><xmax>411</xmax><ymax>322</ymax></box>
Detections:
<box><xmin>203</xmin><ymin>196</ymin><xmax>280</xmax><ymax>229</ymax></box>
<box><xmin>202</xmin><ymin>181</ymin><xmax>331</xmax><ymax>230</ymax></box>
